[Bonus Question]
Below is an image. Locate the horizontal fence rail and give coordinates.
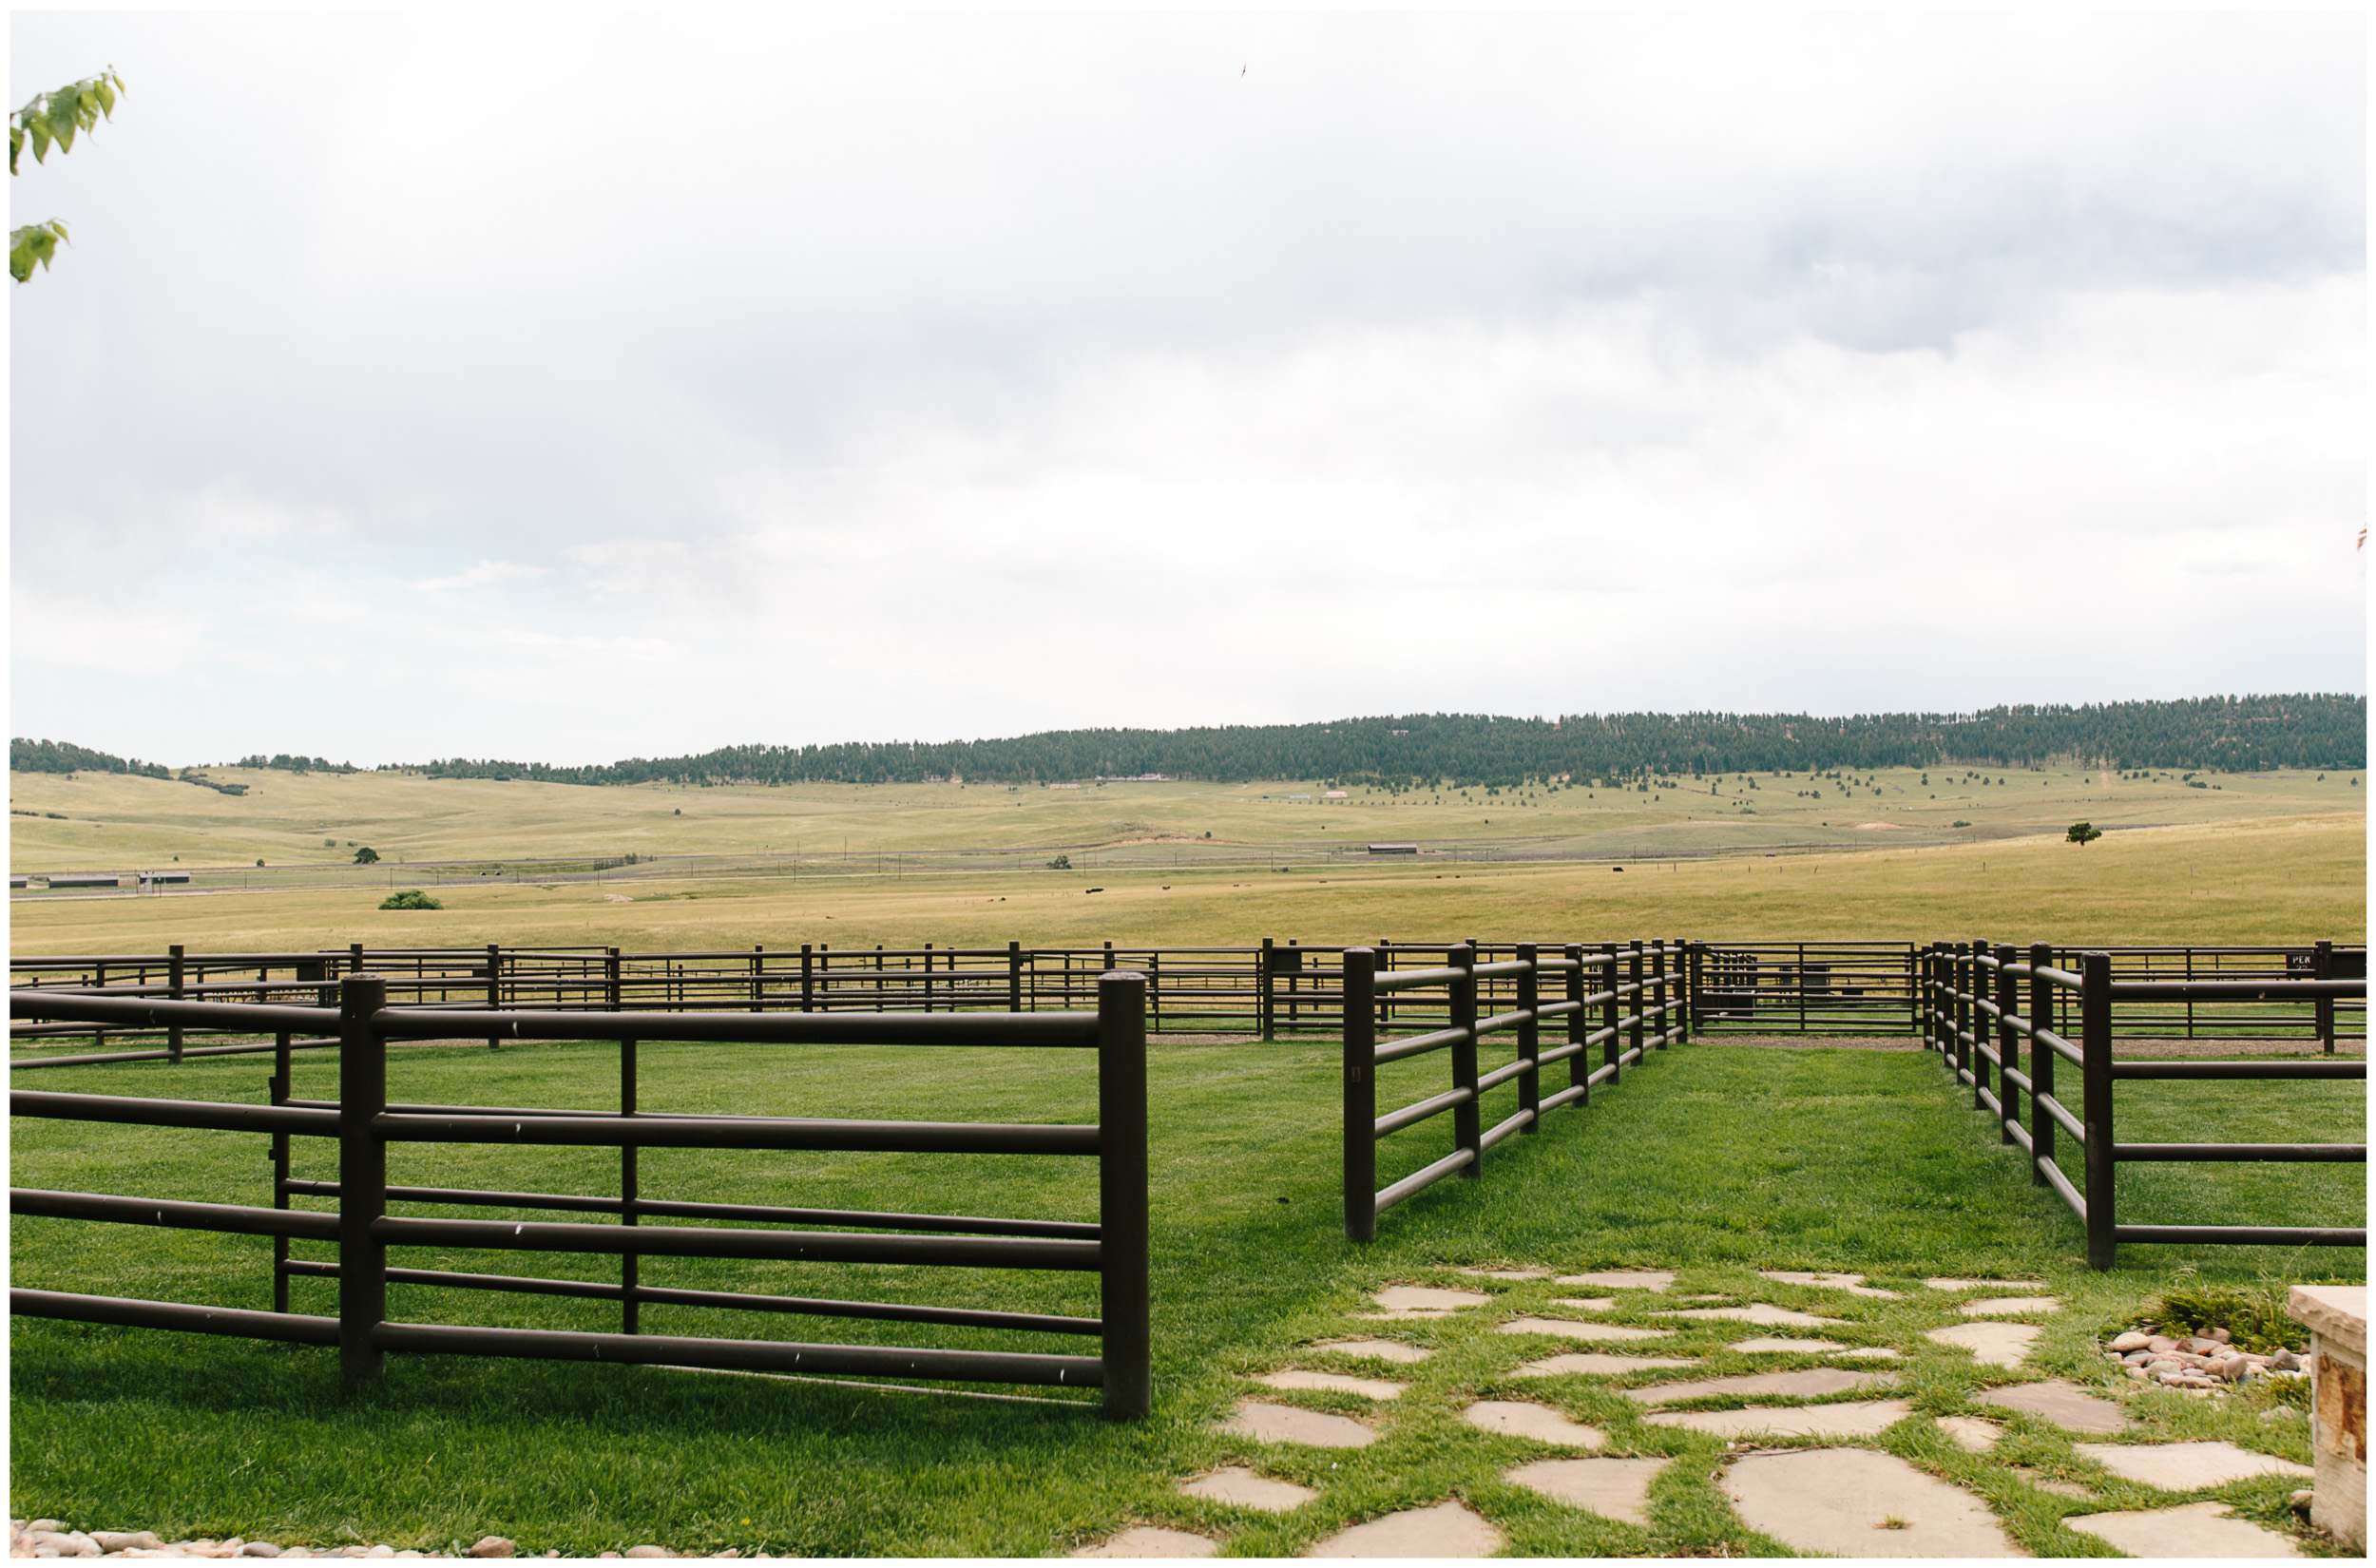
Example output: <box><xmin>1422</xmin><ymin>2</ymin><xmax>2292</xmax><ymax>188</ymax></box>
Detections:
<box><xmin>1922</xmin><ymin>939</ymin><xmax>2366</xmax><ymax>1269</ymax></box>
<box><xmin>9</xmin><ymin>974</ymin><xmax>1153</xmax><ymax>1418</ymax></box>
<box><xmin>1343</xmin><ymin>938</ymin><xmax>1687</xmax><ymax>1239</ymax></box>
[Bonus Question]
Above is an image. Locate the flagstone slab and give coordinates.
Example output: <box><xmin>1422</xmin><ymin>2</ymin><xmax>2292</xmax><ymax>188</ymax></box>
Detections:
<box><xmin>2010</xmin><ymin>1468</ymin><xmax>2089</xmax><ymax>1499</ymax></box>
<box><xmin>1927</xmin><ymin>1322</ymin><xmax>2042</xmax><ymax>1368</ymax></box>
<box><xmin>1653</xmin><ymin>1303</ymin><xmax>1844</xmax><ymax>1327</ymax></box>
<box><xmin>1936</xmin><ymin>1416</ymin><xmax>2003</xmax><ymax>1453</ymax></box>
<box><xmin>1305</xmin><ymin>1501</ymin><xmax>1505</xmax><ymax>1558</ymax></box>
<box><xmin>1505</xmin><ymin>1457</ymin><xmax>1671</xmax><ymax>1527</ymax></box>
<box><xmin>1926</xmin><ymin>1278</ymin><xmax>2045</xmax><ymax>1292</ymax></box>
<box><xmin>1457</xmin><ymin>1266</ymin><xmax>1551</xmax><ymax>1280</ymax></box>
<box><xmin>1072</xmin><ymin>1527</ymin><xmax>1218</xmax><ymax>1558</ymax></box>
<box><xmin>1974</xmin><ymin>1380</ymin><xmax>2128</xmax><ymax>1434</ymax></box>
<box><xmin>2060</xmin><ymin>1501</ymin><xmax>2301</xmax><ymax>1558</ymax></box>
<box><xmin>1644</xmin><ymin>1398</ymin><xmax>1914</xmax><ymax>1439</ymax></box>
<box><xmin>1221</xmin><ymin>1400</ymin><xmax>1376</xmax><ymax>1448</ymax></box>
<box><xmin>1255</xmin><ymin>1369</ymin><xmax>1408</xmax><ymax>1400</ymax></box>
<box><xmin>1730</xmin><ymin>1337</ymin><xmax>1848</xmax><ymax>1354</ymax></box>
<box><xmin>1558</xmin><ymin>1270</ymin><xmax>1674</xmax><ymax>1292</ymax></box>
<box><xmin>1179</xmin><ymin>1467</ymin><xmax>1316</xmax><ymax>1514</ymax></box>
<box><xmin>2071</xmin><ymin>1441</ymin><xmax>2314</xmax><ymax>1490</ymax></box>
<box><xmin>1498</xmin><ymin>1316</ymin><xmax>1672</xmax><ymax>1343</ymax></box>
<box><xmin>1723</xmin><ymin>1447</ymin><xmax>2023</xmax><ymax>1558</ymax></box>
<box><xmin>1758</xmin><ymin>1271</ymin><xmax>1905</xmax><ymax>1300</ymax></box>
<box><xmin>1462</xmin><ymin>1399</ymin><xmax>1605</xmax><ymax>1445</ymax></box>
<box><xmin>1627</xmin><ymin>1367</ymin><xmax>1892</xmax><ymax>1405</ymax></box>
<box><xmin>1548</xmin><ymin>1297</ymin><xmax>1617</xmax><ymax>1311</ymax></box>
<box><xmin>1963</xmin><ymin>1296</ymin><xmax>2060</xmax><ymax>1317</ymax></box>
<box><xmin>1514</xmin><ymin>1352</ymin><xmax>1698</xmax><ymax>1378</ymax></box>
<box><xmin>1370</xmin><ymin>1286</ymin><xmax>1490</xmax><ymax>1313</ymax></box>
<box><xmin>1313</xmin><ymin>1338</ymin><xmax>1432</xmax><ymax>1364</ymax></box>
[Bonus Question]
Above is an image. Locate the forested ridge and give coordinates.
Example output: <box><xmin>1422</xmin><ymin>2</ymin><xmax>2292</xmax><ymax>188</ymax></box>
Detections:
<box><xmin>14</xmin><ymin>695</ymin><xmax>2363</xmax><ymax>790</ymax></box>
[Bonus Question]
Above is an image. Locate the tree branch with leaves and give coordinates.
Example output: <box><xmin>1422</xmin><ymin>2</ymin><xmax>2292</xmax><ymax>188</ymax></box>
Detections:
<box><xmin>10</xmin><ymin>66</ymin><xmax>125</xmax><ymax>283</ymax></box>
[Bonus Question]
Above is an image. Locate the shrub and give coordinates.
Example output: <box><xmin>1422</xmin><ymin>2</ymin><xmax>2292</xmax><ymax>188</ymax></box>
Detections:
<box><xmin>2125</xmin><ymin>1282</ymin><xmax>2306</xmax><ymax>1354</ymax></box>
<box><xmin>1045</xmin><ymin>853</ymin><xmax>1071</xmax><ymax>870</ymax></box>
<box><xmin>353</xmin><ymin>847</ymin><xmax>380</xmax><ymax>864</ymax></box>
<box><xmin>379</xmin><ymin>889</ymin><xmax>442</xmax><ymax>910</ymax></box>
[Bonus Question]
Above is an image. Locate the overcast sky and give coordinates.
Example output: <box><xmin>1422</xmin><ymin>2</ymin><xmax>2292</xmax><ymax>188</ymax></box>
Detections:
<box><xmin>9</xmin><ymin>10</ymin><xmax>2366</xmax><ymax>767</ymax></box>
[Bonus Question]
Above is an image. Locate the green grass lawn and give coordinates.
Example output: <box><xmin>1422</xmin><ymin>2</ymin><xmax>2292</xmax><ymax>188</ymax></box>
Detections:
<box><xmin>10</xmin><ymin>1036</ymin><xmax>2362</xmax><ymax>1556</ymax></box>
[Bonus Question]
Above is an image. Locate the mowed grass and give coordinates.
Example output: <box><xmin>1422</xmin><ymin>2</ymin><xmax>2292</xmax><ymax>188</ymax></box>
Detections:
<box><xmin>10</xmin><ymin>812</ymin><xmax>2365</xmax><ymax>957</ymax></box>
<box><xmin>11</xmin><ymin>1035</ymin><xmax>2360</xmax><ymax>1556</ymax></box>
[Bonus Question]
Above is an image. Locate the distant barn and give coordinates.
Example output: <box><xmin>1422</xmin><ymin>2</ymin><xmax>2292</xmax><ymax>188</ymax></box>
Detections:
<box><xmin>1366</xmin><ymin>843</ymin><xmax>1419</xmax><ymax>855</ymax></box>
<box><xmin>139</xmin><ymin>870</ymin><xmax>191</xmax><ymax>886</ymax></box>
<box><xmin>46</xmin><ymin>873</ymin><xmax>123</xmax><ymax>889</ymax></box>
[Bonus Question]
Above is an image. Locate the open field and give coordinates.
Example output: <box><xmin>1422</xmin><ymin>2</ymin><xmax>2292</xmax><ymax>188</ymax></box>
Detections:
<box><xmin>10</xmin><ymin>1034</ymin><xmax>2359</xmax><ymax>1556</ymax></box>
<box><xmin>10</xmin><ymin>810</ymin><xmax>2364</xmax><ymax>955</ymax></box>
<box><xmin>8</xmin><ymin>760</ymin><xmax>2363</xmax><ymax>877</ymax></box>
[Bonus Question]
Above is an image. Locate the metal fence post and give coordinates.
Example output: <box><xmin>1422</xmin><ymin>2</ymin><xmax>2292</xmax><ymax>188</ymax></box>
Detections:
<box><xmin>802</xmin><ymin>944</ymin><xmax>816</xmax><ymax>1012</ymax></box>
<box><xmin>1995</xmin><ymin>943</ymin><xmax>2019</xmax><ymax>1142</ymax></box>
<box><xmin>1971</xmin><ymin>934</ymin><xmax>1992</xmax><ymax>1111</ymax></box>
<box><xmin>622</xmin><ymin>1035</ymin><xmax>640</xmax><ymax>1334</ymax></box>
<box><xmin>485</xmin><ymin>942</ymin><xmax>501</xmax><ymax>1051</ymax></box>
<box><xmin>1259</xmin><ymin>939</ymin><xmax>1276</xmax><ymax>1042</ymax></box>
<box><xmin>1677</xmin><ymin>939</ymin><xmax>1695</xmax><ymax>1046</ymax></box>
<box><xmin>271</xmin><ymin>1026</ymin><xmax>293</xmax><ymax>1313</ymax></box>
<box><xmin>1450</xmin><ymin>944</ymin><xmax>1481</xmax><ymax>1176</ymax></box>
<box><xmin>1097</xmin><ymin>969</ymin><xmax>1151</xmax><ymax>1421</ymax></box>
<box><xmin>337</xmin><ymin>973</ymin><xmax>388</xmax><ymax>1386</ymax></box>
<box><xmin>1008</xmin><ymin>941</ymin><xmax>1023</xmax><ymax>1014</ymax></box>
<box><xmin>1602</xmin><ymin>942</ymin><xmax>1622</xmax><ymax>1084</ymax></box>
<box><xmin>1343</xmin><ymin>948</ymin><xmax>1377</xmax><ymax>1241</ymax></box>
<box><xmin>2316</xmin><ymin>940</ymin><xmax>2335</xmax><ymax>1054</ymax></box>
<box><xmin>1953</xmin><ymin>943</ymin><xmax>1972</xmax><ymax>1080</ymax></box>
<box><xmin>2028</xmin><ymin>941</ymin><xmax>2055</xmax><ymax>1186</ymax></box>
<box><xmin>1628</xmin><ymin>941</ymin><xmax>1646</xmax><ymax>1063</ymax></box>
<box><xmin>1651</xmin><ymin>942</ymin><xmax>1669</xmax><ymax>1050</ymax></box>
<box><xmin>751</xmin><ymin>945</ymin><xmax>764</xmax><ymax>1012</ymax></box>
<box><xmin>1516</xmin><ymin>943</ymin><xmax>1541</xmax><ymax>1133</ymax></box>
<box><xmin>168</xmin><ymin>946</ymin><xmax>186</xmax><ymax>1064</ymax></box>
<box><xmin>2080</xmin><ymin>950</ymin><xmax>2117</xmax><ymax>1271</ymax></box>
<box><xmin>1565</xmin><ymin>943</ymin><xmax>1588</xmax><ymax>1107</ymax></box>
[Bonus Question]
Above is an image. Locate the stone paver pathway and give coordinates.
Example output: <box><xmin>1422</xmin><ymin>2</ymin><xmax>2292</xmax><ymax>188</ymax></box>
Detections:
<box><xmin>1974</xmin><ymin>1380</ymin><xmax>2126</xmax><ymax>1433</ymax></box>
<box><xmin>1926</xmin><ymin>1322</ymin><xmax>2041</xmax><ymax>1368</ymax></box>
<box><xmin>1757</xmin><ymin>1271</ymin><xmax>1904</xmax><ymax>1299</ymax></box>
<box><xmin>1962</xmin><ymin>1296</ymin><xmax>2059</xmax><ymax>1317</ymax></box>
<box><xmin>1178</xmin><ymin>1467</ymin><xmax>1315</xmax><ymax>1514</ymax></box>
<box><xmin>2008</xmin><ymin>1468</ymin><xmax>2089</xmax><ymax>1499</ymax></box>
<box><xmin>1497</xmin><ymin>1316</ymin><xmax>1671</xmax><ymax>1343</ymax></box>
<box><xmin>1312</xmin><ymin>1339</ymin><xmax>1431</xmax><ymax>1364</ymax></box>
<box><xmin>1557</xmin><ymin>1270</ymin><xmax>1674</xmax><ymax>1292</ymax></box>
<box><xmin>1254</xmin><ymin>1370</ymin><xmax>1406</xmax><ymax>1400</ymax></box>
<box><xmin>2070</xmin><ymin>1441</ymin><xmax>2313</xmax><ymax>1490</ymax></box>
<box><xmin>1504</xmin><ymin>1457</ymin><xmax>1670</xmax><ymax>1527</ymax></box>
<box><xmin>1651</xmin><ymin>1304</ymin><xmax>1843</xmax><ymax>1328</ymax></box>
<box><xmin>1724</xmin><ymin>1447</ymin><xmax>2023</xmax><ymax>1558</ymax></box>
<box><xmin>1625</xmin><ymin>1367</ymin><xmax>1891</xmax><ymax>1405</ymax></box>
<box><xmin>1513</xmin><ymin>1352</ymin><xmax>1696</xmax><ymax>1377</ymax></box>
<box><xmin>1363</xmin><ymin>1287</ymin><xmax>1489</xmax><ymax>1320</ymax></box>
<box><xmin>1459</xmin><ymin>1400</ymin><xmax>1605</xmax><ymax>1446</ymax></box>
<box><xmin>1071</xmin><ymin>1526</ymin><xmax>1217</xmax><ymax>1558</ymax></box>
<box><xmin>1643</xmin><ymin>1399</ymin><xmax>1913</xmax><ymax>1440</ymax></box>
<box><xmin>1306</xmin><ymin>1501</ymin><xmax>1505</xmax><ymax>1558</ymax></box>
<box><xmin>1219</xmin><ymin>1400</ymin><xmax>1375</xmax><ymax>1448</ymax></box>
<box><xmin>1936</xmin><ymin>1416</ymin><xmax>2002</xmax><ymax>1452</ymax></box>
<box><xmin>1547</xmin><ymin>1297</ymin><xmax>1616</xmax><ymax>1311</ymax></box>
<box><xmin>1728</xmin><ymin>1336</ymin><xmax>1846</xmax><ymax>1354</ymax></box>
<box><xmin>2060</xmin><ymin>1501</ymin><xmax>2302</xmax><ymax>1558</ymax></box>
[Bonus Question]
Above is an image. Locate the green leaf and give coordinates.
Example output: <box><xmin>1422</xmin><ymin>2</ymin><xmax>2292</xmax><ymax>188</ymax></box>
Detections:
<box><xmin>10</xmin><ymin>220</ymin><xmax>67</xmax><ymax>283</ymax></box>
<box><xmin>29</xmin><ymin>118</ymin><xmax>50</xmax><ymax>163</ymax></box>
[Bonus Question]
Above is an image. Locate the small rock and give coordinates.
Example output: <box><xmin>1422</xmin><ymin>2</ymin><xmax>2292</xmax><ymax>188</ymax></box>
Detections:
<box><xmin>2271</xmin><ymin>1348</ymin><xmax>2301</xmax><ymax>1370</ymax></box>
<box><xmin>2109</xmin><ymin>1332</ymin><xmax>2152</xmax><ymax>1352</ymax></box>
<box><xmin>2146</xmin><ymin>1336</ymin><xmax>2177</xmax><ymax>1353</ymax></box>
<box><xmin>28</xmin><ymin>1526</ymin><xmax>62</xmax><ymax>1539</ymax></box>
<box><xmin>624</xmin><ymin>1551</ymin><xmax>671</xmax><ymax>1560</ymax></box>
<box><xmin>467</xmin><ymin>1542</ymin><xmax>514</xmax><ymax>1560</ymax></box>
<box><xmin>2290</xmin><ymin>1489</ymin><xmax>2313</xmax><ymax>1514</ymax></box>
<box><xmin>243</xmin><ymin>1547</ymin><xmax>283</xmax><ymax>1559</ymax></box>
<box><xmin>2211</xmin><ymin>1327</ymin><xmax>2232</xmax><ymax>1344</ymax></box>
<box><xmin>93</xmin><ymin>1536</ymin><xmax>162</xmax><ymax>1555</ymax></box>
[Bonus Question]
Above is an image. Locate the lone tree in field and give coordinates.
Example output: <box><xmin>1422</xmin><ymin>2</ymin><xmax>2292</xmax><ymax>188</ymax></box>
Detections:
<box><xmin>353</xmin><ymin>847</ymin><xmax>381</xmax><ymax>864</ymax></box>
<box><xmin>10</xmin><ymin>67</ymin><xmax>125</xmax><ymax>283</ymax></box>
<box><xmin>2066</xmin><ymin>821</ymin><xmax>2102</xmax><ymax>847</ymax></box>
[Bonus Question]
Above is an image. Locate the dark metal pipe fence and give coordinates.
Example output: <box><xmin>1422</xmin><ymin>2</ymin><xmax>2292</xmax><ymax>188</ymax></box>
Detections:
<box><xmin>9</xmin><ymin>976</ymin><xmax>1152</xmax><ymax>1418</ymax></box>
<box><xmin>1342</xmin><ymin>938</ymin><xmax>1688</xmax><ymax>1239</ymax></box>
<box><xmin>1922</xmin><ymin>939</ymin><xmax>2366</xmax><ymax>1270</ymax></box>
